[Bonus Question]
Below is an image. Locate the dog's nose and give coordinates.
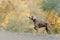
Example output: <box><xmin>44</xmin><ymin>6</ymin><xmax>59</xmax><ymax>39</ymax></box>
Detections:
<box><xmin>29</xmin><ymin>16</ymin><xmax>32</xmax><ymax>18</ymax></box>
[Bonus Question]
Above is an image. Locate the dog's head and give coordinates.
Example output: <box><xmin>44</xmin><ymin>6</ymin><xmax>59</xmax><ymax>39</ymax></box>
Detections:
<box><xmin>29</xmin><ymin>16</ymin><xmax>36</xmax><ymax>20</ymax></box>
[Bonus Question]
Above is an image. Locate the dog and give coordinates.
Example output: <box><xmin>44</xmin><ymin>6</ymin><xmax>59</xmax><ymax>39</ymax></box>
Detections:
<box><xmin>29</xmin><ymin>16</ymin><xmax>51</xmax><ymax>34</ymax></box>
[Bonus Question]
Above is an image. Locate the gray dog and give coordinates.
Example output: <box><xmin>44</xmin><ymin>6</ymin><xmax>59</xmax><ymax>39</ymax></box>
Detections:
<box><xmin>29</xmin><ymin>16</ymin><xmax>51</xmax><ymax>34</ymax></box>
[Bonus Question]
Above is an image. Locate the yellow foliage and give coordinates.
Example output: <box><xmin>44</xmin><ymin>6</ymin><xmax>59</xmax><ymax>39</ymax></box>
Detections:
<box><xmin>47</xmin><ymin>10</ymin><xmax>56</xmax><ymax>24</ymax></box>
<box><xmin>22</xmin><ymin>13</ymin><xmax>30</xmax><ymax>17</ymax></box>
<box><xmin>46</xmin><ymin>10</ymin><xmax>58</xmax><ymax>30</ymax></box>
<box><xmin>1</xmin><ymin>16</ymin><xmax>8</xmax><ymax>28</ymax></box>
<box><xmin>29</xmin><ymin>0</ymin><xmax>33</xmax><ymax>4</ymax></box>
<box><xmin>57</xmin><ymin>18</ymin><xmax>60</xmax><ymax>23</ymax></box>
<box><xmin>18</xmin><ymin>13</ymin><xmax>30</xmax><ymax>19</ymax></box>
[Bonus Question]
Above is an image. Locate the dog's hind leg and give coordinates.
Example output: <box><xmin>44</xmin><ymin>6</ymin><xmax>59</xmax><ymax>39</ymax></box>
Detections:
<box><xmin>45</xmin><ymin>23</ymin><xmax>51</xmax><ymax>34</ymax></box>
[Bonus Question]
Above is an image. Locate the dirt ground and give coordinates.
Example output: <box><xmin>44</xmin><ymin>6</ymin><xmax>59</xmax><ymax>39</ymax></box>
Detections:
<box><xmin>0</xmin><ymin>31</ymin><xmax>60</xmax><ymax>40</ymax></box>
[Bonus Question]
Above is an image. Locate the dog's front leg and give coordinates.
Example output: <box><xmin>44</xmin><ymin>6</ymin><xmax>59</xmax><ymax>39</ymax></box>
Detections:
<box><xmin>34</xmin><ymin>25</ymin><xmax>38</xmax><ymax>33</ymax></box>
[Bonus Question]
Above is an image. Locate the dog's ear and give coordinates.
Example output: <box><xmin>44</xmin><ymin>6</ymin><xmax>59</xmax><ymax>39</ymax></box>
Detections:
<box><xmin>33</xmin><ymin>16</ymin><xmax>36</xmax><ymax>20</ymax></box>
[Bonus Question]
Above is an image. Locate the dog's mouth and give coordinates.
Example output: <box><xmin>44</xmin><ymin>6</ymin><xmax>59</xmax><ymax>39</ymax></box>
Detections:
<box><xmin>28</xmin><ymin>16</ymin><xmax>32</xmax><ymax>19</ymax></box>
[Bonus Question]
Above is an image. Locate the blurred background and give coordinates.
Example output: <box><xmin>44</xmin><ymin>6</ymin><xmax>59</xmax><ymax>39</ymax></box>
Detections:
<box><xmin>0</xmin><ymin>0</ymin><xmax>60</xmax><ymax>34</ymax></box>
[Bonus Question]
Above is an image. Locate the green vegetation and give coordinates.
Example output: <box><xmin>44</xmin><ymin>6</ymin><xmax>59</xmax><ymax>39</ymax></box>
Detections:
<box><xmin>0</xmin><ymin>0</ymin><xmax>60</xmax><ymax>34</ymax></box>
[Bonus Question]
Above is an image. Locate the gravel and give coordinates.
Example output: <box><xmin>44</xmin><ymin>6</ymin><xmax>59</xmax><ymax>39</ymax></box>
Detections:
<box><xmin>0</xmin><ymin>31</ymin><xmax>60</xmax><ymax>40</ymax></box>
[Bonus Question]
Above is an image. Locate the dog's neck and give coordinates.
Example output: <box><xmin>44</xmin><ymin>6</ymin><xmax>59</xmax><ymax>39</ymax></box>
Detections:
<box><xmin>33</xmin><ymin>19</ymin><xmax>37</xmax><ymax>24</ymax></box>
<box><xmin>33</xmin><ymin>19</ymin><xmax>36</xmax><ymax>22</ymax></box>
